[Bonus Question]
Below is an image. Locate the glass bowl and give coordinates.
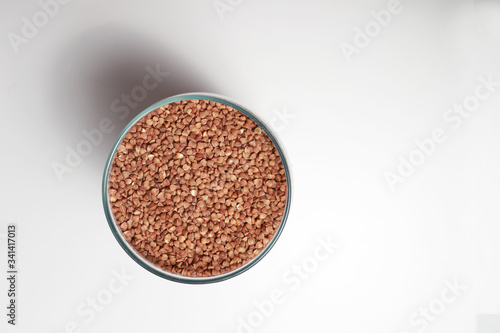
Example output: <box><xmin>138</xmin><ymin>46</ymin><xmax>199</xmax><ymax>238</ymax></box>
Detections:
<box><xmin>102</xmin><ymin>93</ymin><xmax>292</xmax><ymax>284</ymax></box>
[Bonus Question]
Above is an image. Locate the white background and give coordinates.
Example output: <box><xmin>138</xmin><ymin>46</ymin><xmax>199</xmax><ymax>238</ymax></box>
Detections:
<box><xmin>1</xmin><ymin>0</ymin><xmax>500</xmax><ymax>332</ymax></box>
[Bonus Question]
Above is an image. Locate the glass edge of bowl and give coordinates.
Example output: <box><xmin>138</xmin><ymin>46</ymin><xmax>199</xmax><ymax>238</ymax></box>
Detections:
<box><xmin>102</xmin><ymin>92</ymin><xmax>293</xmax><ymax>284</ymax></box>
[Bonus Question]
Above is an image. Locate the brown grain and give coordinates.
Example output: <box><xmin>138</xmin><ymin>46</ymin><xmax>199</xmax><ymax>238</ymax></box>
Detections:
<box><xmin>108</xmin><ymin>99</ymin><xmax>287</xmax><ymax>277</ymax></box>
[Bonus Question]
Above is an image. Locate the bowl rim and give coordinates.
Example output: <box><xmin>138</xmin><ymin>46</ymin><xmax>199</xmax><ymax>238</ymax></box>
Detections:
<box><xmin>102</xmin><ymin>92</ymin><xmax>292</xmax><ymax>284</ymax></box>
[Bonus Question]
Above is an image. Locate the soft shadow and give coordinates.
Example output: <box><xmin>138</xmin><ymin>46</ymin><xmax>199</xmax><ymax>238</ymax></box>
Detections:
<box><xmin>50</xmin><ymin>26</ymin><xmax>215</xmax><ymax>168</ymax></box>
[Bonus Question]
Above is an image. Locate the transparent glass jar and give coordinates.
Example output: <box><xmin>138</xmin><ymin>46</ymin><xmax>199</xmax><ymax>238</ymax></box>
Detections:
<box><xmin>102</xmin><ymin>93</ymin><xmax>292</xmax><ymax>284</ymax></box>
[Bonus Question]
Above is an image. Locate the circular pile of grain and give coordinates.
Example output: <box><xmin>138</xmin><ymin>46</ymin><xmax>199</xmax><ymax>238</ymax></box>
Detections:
<box><xmin>108</xmin><ymin>99</ymin><xmax>287</xmax><ymax>277</ymax></box>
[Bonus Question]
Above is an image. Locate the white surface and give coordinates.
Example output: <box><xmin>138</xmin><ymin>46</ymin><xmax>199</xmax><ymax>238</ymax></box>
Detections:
<box><xmin>1</xmin><ymin>0</ymin><xmax>500</xmax><ymax>332</ymax></box>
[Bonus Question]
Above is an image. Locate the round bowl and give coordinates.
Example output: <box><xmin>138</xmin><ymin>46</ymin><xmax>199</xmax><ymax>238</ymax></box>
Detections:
<box><xmin>102</xmin><ymin>93</ymin><xmax>292</xmax><ymax>284</ymax></box>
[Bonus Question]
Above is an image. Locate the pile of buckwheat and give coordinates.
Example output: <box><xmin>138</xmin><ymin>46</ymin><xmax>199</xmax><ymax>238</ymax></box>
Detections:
<box><xmin>108</xmin><ymin>99</ymin><xmax>287</xmax><ymax>277</ymax></box>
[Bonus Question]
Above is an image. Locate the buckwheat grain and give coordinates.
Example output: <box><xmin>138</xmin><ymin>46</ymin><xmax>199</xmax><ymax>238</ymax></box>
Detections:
<box><xmin>109</xmin><ymin>99</ymin><xmax>287</xmax><ymax>277</ymax></box>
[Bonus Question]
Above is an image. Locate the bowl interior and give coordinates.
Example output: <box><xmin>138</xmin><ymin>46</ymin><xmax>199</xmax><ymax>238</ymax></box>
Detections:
<box><xmin>102</xmin><ymin>93</ymin><xmax>292</xmax><ymax>284</ymax></box>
